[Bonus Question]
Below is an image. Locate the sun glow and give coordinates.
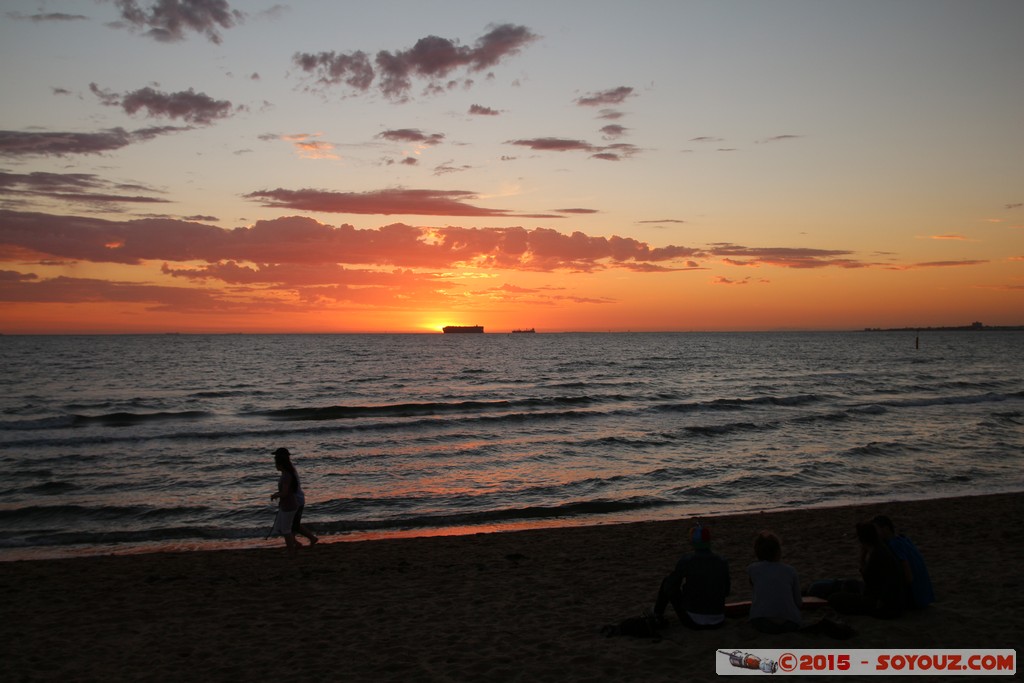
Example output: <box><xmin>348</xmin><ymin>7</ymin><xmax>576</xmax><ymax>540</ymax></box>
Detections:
<box><xmin>419</xmin><ymin>318</ymin><xmax>450</xmax><ymax>333</ymax></box>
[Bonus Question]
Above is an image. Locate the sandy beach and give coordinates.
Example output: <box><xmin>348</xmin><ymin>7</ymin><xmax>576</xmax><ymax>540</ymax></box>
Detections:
<box><xmin>2</xmin><ymin>491</ymin><xmax>1020</xmax><ymax>681</ymax></box>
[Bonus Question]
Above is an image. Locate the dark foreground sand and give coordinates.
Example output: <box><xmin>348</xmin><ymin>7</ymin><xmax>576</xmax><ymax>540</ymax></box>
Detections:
<box><xmin>2</xmin><ymin>492</ymin><xmax>1021</xmax><ymax>682</ymax></box>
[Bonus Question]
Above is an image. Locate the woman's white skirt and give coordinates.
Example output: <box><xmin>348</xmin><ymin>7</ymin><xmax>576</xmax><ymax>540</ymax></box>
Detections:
<box><xmin>271</xmin><ymin>509</ymin><xmax>296</xmax><ymax>536</ymax></box>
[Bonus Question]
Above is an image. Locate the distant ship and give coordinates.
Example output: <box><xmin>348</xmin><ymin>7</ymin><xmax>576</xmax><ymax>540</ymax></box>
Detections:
<box><xmin>511</xmin><ymin>328</ymin><xmax>536</xmax><ymax>333</ymax></box>
<box><xmin>442</xmin><ymin>325</ymin><xmax>484</xmax><ymax>334</ymax></box>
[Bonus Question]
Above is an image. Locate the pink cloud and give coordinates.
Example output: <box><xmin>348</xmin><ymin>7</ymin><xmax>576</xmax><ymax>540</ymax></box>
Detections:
<box><xmin>285</xmin><ymin>134</ymin><xmax>338</xmax><ymax>159</ymax></box>
<box><xmin>0</xmin><ymin>210</ymin><xmax>701</xmax><ymax>274</ymax></box>
<box><xmin>262</xmin><ymin>133</ymin><xmax>340</xmax><ymax>159</ymax></box>
<box><xmin>161</xmin><ymin>261</ymin><xmax>437</xmax><ymax>289</ymax></box>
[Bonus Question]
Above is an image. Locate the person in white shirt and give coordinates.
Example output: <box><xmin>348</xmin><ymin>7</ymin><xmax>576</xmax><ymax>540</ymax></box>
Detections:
<box><xmin>747</xmin><ymin>530</ymin><xmax>802</xmax><ymax>633</ymax></box>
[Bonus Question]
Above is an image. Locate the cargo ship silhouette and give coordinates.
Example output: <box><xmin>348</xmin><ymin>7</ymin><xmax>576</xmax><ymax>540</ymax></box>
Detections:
<box><xmin>442</xmin><ymin>325</ymin><xmax>484</xmax><ymax>333</ymax></box>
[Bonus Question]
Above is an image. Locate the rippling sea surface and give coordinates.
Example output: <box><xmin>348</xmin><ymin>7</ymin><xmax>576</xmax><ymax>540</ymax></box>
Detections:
<box><xmin>1</xmin><ymin>332</ymin><xmax>1021</xmax><ymax>560</ymax></box>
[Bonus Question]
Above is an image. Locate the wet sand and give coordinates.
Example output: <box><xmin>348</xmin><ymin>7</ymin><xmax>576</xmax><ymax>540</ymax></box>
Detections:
<box><xmin>2</xmin><ymin>491</ymin><xmax>1020</xmax><ymax>681</ymax></box>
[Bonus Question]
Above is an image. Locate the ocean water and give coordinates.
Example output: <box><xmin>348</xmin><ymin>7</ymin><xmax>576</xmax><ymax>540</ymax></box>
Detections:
<box><xmin>1</xmin><ymin>331</ymin><xmax>1022</xmax><ymax>560</ymax></box>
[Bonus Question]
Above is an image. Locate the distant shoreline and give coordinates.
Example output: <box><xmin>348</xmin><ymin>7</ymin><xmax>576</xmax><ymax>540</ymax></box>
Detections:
<box><xmin>864</xmin><ymin>324</ymin><xmax>1024</xmax><ymax>332</ymax></box>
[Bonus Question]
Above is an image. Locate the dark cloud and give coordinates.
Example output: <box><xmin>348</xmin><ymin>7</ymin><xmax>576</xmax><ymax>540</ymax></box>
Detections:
<box><xmin>293</xmin><ymin>24</ymin><xmax>537</xmax><ymax>100</ymax></box>
<box><xmin>0</xmin><ymin>171</ymin><xmax>169</xmax><ymax>207</ymax></box>
<box><xmin>595</xmin><ymin>143</ymin><xmax>640</xmax><ymax>161</ymax></box>
<box><xmin>1006</xmin><ymin>203</ymin><xmax>1022</xmax><ymax>210</ymax></box>
<box><xmin>0</xmin><ymin>274</ymin><xmax>231</xmax><ymax>310</ymax></box>
<box><xmin>377</xmin><ymin>129</ymin><xmax>445</xmax><ymax>145</ymax></box>
<box><xmin>433</xmin><ymin>162</ymin><xmax>472</xmax><ymax>176</ymax></box>
<box><xmin>712</xmin><ymin>276</ymin><xmax>759</xmax><ymax>286</ymax></box>
<box><xmin>244</xmin><ymin>188</ymin><xmax>521</xmax><ymax>217</ymax></box>
<box><xmin>293</xmin><ymin>51</ymin><xmax>375</xmax><ymax>90</ymax></box>
<box><xmin>112</xmin><ymin>0</ymin><xmax>244</xmax><ymax>44</ymax></box>
<box><xmin>507</xmin><ymin>138</ymin><xmax>596</xmax><ymax>153</ymax></box>
<box><xmin>756</xmin><ymin>135</ymin><xmax>803</xmax><ymax>144</ymax></box>
<box><xmin>622</xmin><ymin>262</ymin><xmax>692</xmax><ymax>273</ymax></box>
<box><xmin>90</xmin><ymin>83</ymin><xmax>234</xmax><ymax>124</ymax></box>
<box><xmin>160</xmin><ymin>261</ymin><xmax>430</xmax><ymax>288</ymax></box>
<box><xmin>691</xmin><ymin>136</ymin><xmax>724</xmax><ymax>143</ymax></box>
<box><xmin>555</xmin><ymin>208</ymin><xmax>598</xmax><ymax>215</ymax></box>
<box><xmin>6</xmin><ymin>12</ymin><xmax>88</xmax><ymax>21</ymax></box>
<box><xmin>469</xmin><ymin>104</ymin><xmax>500</xmax><ymax>116</ymax></box>
<box><xmin>0</xmin><ymin>270</ymin><xmax>38</xmax><ymax>282</ymax></box>
<box><xmin>600</xmin><ymin>124</ymin><xmax>627</xmax><ymax>139</ymax></box>
<box><xmin>507</xmin><ymin>138</ymin><xmax>640</xmax><ymax>160</ymax></box>
<box><xmin>576</xmin><ymin>86</ymin><xmax>634</xmax><ymax>107</ymax></box>
<box><xmin>900</xmin><ymin>260</ymin><xmax>989</xmax><ymax>269</ymax></box>
<box><xmin>709</xmin><ymin>244</ymin><xmax>864</xmax><ymax>269</ymax></box>
<box><xmin>0</xmin><ymin>126</ymin><xmax>188</xmax><ymax>157</ymax></box>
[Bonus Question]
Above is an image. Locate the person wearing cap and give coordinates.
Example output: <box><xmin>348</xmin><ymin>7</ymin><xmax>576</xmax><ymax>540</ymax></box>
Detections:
<box><xmin>872</xmin><ymin>515</ymin><xmax>933</xmax><ymax>608</ymax></box>
<box><xmin>650</xmin><ymin>522</ymin><xmax>731</xmax><ymax>629</ymax></box>
<box><xmin>270</xmin><ymin>447</ymin><xmax>318</xmax><ymax>555</ymax></box>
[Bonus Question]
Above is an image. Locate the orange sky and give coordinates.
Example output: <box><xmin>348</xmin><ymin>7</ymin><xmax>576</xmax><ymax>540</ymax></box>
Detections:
<box><xmin>1</xmin><ymin>2</ymin><xmax>1021</xmax><ymax>333</ymax></box>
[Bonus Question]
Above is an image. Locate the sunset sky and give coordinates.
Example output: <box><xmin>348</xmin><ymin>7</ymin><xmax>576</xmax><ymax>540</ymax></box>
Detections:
<box><xmin>1</xmin><ymin>0</ymin><xmax>1021</xmax><ymax>334</ymax></box>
